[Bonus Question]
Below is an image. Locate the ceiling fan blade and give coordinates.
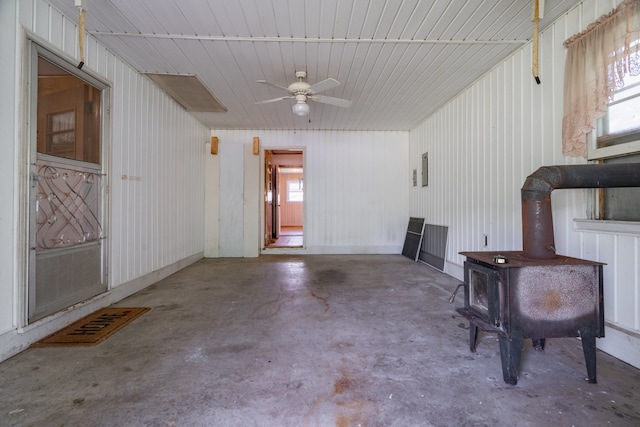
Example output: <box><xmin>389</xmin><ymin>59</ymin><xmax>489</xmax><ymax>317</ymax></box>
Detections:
<box><xmin>257</xmin><ymin>79</ymin><xmax>290</xmax><ymax>92</ymax></box>
<box><xmin>309</xmin><ymin>94</ymin><xmax>352</xmax><ymax>108</ymax></box>
<box><xmin>309</xmin><ymin>78</ymin><xmax>340</xmax><ymax>94</ymax></box>
<box><xmin>255</xmin><ymin>96</ymin><xmax>293</xmax><ymax>104</ymax></box>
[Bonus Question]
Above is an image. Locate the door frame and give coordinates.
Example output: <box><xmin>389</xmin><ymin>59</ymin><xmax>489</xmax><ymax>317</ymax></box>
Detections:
<box><xmin>261</xmin><ymin>147</ymin><xmax>305</xmax><ymax>252</ymax></box>
<box><xmin>24</xmin><ymin>40</ymin><xmax>111</xmax><ymax>325</ymax></box>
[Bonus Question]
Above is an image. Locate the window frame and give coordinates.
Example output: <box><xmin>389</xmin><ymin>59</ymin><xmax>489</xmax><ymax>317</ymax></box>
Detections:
<box><xmin>286</xmin><ymin>179</ymin><xmax>304</xmax><ymax>203</ymax></box>
<box><xmin>35</xmin><ymin>48</ymin><xmax>106</xmax><ymax>165</ymax></box>
<box><xmin>588</xmin><ymin>70</ymin><xmax>640</xmax><ymax>160</ymax></box>
<box><xmin>586</xmin><ymin>78</ymin><xmax>640</xmax><ymax>225</ymax></box>
<box><xmin>586</xmin><ymin>125</ymin><xmax>640</xmax><ymax>160</ymax></box>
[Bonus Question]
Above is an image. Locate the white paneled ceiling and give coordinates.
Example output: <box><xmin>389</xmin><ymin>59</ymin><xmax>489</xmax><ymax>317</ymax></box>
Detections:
<box><xmin>46</xmin><ymin>0</ymin><xmax>581</xmax><ymax>131</ymax></box>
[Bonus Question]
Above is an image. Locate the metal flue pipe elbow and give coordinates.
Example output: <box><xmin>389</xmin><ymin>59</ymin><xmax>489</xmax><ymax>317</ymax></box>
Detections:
<box><xmin>521</xmin><ymin>163</ymin><xmax>640</xmax><ymax>259</ymax></box>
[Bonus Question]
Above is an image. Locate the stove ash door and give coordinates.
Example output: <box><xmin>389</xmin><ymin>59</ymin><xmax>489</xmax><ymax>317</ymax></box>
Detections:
<box><xmin>464</xmin><ymin>261</ymin><xmax>503</xmax><ymax>330</ymax></box>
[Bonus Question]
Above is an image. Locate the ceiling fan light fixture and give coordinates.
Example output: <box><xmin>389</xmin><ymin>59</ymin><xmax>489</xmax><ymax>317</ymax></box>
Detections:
<box><xmin>257</xmin><ymin>72</ymin><xmax>350</xmax><ymax>116</ymax></box>
<box><xmin>292</xmin><ymin>101</ymin><xmax>309</xmax><ymax>116</ymax></box>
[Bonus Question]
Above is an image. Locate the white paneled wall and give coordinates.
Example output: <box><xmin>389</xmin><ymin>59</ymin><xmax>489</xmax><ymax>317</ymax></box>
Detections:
<box><xmin>17</xmin><ymin>0</ymin><xmax>208</xmax><ymax>286</ymax></box>
<box><xmin>409</xmin><ymin>0</ymin><xmax>639</xmax><ymax>368</ymax></box>
<box><xmin>0</xmin><ymin>0</ymin><xmax>208</xmax><ymax>361</ymax></box>
<box><xmin>0</xmin><ymin>0</ymin><xmax>19</xmax><ymax>335</ymax></box>
<box><xmin>109</xmin><ymin>59</ymin><xmax>207</xmax><ymax>284</ymax></box>
<box><xmin>206</xmin><ymin>130</ymin><xmax>409</xmax><ymax>256</ymax></box>
<box><xmin>218</xmin><ymin>142</ymin><xmax>245</xmax><ymax>257</ymax></box>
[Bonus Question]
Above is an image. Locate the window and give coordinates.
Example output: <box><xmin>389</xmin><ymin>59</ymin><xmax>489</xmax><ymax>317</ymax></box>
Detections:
<box><xmin>46</xmin><ymin>110</ymin><xmax>75</xmax><ymax>155</ymax></box>
<box><xmin>590</xmin><ymin>72</ymin><xmax>640</xmax><ymax>221</ymax></box>
<box><xmin>562</xmin><ymin>1</ymin><xmax>640</xmax><ymax>158</ymax></box>
<box><xmin>37</xmin><ymin>56</ymin><xmax>102</xmax><ymax>164</ymax></box>
<box><xmin>287</xmin><ymin>179</ymin><xmax>303</xmax><ymax>202</ymax></box>
<box><xmin>594</xmin><ymin>73</ymin><xmax>640</xmax><ymax>152</ymax></box>
<box><xmin>31</xmin><ymin>42</ymin><xmax>108</xmax><ymax>250</ymax></box>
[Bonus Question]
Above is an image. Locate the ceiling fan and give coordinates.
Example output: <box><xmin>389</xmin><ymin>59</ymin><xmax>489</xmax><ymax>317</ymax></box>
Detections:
<box><xmin>255</xmin><ymin>71</ymin><xmax>352</xmax><ymax>116</ymax></box>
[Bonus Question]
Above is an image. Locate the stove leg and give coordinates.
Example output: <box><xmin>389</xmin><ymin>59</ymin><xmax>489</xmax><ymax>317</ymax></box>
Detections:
<box><xmin>470</xmin><ymin>323</ymin><xmax>478</xmax><ymax>352</ymax></box>
<box><xmin>580</xmin><ymin>332</ymin><xmax>597</xmax><ymax>384</ymax></box>
<box><xmin>499</xmin><ymin>336</ymin><xmax>523</xmax><ymax>385</ymax></box>
<box><xmin>532</xmin><ymin>338</ymin><xmax>546</xmax><ymax>351</ymax></box>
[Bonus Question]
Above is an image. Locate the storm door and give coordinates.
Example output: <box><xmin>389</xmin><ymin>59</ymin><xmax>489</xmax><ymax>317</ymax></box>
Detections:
<box><xmin>28</xmin><ymin>46</ymin><xmax>108</xmax><ymax>322</ymax></box>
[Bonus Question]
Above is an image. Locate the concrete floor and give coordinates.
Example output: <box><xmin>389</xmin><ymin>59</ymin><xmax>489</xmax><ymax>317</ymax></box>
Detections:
<box><xmin>1</xmin><ymin>255</ymin><xmax>640</xmax><ymax>426</ymax></box>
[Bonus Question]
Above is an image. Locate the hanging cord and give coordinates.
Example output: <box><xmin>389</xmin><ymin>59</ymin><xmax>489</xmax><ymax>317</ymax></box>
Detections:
<box><xmin>532</xmin><ymin>0</ymin><xmax>541</xmax><ymax>84</ymax></box>
<box><xmin>78</xmin><ymin>7</ymin><xmax>85</xmax><ymax>69</ymax></box>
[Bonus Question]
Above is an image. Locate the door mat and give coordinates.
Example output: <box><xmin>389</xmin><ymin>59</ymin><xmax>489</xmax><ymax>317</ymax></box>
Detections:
<box><xmin>32</xmin><ymin>307</ymin><xmax>151</xmax><ymax>347</ymax></box>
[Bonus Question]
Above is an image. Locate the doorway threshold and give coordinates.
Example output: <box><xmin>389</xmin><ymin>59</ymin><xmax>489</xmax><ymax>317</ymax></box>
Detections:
<box><xmin>261</xmin><ymin>246</ymin><xmax>306</xmax><ymax>255</ymax></box>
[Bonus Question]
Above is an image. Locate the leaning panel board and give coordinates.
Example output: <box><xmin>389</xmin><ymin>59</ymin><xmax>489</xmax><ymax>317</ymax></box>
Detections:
<box><xmin>402</xmin><ymin>217</ymin><xmax>425</xmax><ymax>261</ymax></box>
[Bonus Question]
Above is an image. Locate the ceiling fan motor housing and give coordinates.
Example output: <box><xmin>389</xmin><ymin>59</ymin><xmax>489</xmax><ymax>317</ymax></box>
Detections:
<box><xmin>289</xmin><ymin>83</ymin><xmax>311</xmax><ymax>94</ymax></box>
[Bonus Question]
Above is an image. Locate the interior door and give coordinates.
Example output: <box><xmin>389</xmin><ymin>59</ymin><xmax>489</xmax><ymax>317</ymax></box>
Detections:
<box><xmin>264</xmin><ymin>152</ymin><xmax>273</xmax><ymax>247</ymax></box>
<box><xmin>272</xmin><ymin>166</ymin><xmax>279</xmax><ymax>239</ymax></box>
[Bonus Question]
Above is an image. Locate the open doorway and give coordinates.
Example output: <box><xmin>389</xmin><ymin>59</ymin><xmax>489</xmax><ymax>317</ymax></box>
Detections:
<box><xmin>264</xmin><ymin>149</ymin><xmax>304</xmax><ymax>248</ymax></box>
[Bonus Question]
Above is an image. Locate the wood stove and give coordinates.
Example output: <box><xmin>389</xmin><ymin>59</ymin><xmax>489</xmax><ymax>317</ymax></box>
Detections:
<box><xmin>456</xmin><ymin>251</ymin><xmax>604</xmax><ymax>385</ymax></box>
<box><xmin>454</xmin><ymin>163</ymin><xmax>640</xmax><ymax>385</ymax></box>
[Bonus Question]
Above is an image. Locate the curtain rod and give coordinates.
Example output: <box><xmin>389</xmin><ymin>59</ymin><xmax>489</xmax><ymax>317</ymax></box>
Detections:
<box><xmin>564</xmin><ymin>0</ymin><xmax>638</xmax><ymax>47</ymax></box>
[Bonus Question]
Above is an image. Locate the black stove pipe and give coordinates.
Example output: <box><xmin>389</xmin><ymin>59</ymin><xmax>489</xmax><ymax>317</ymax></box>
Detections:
<box><xmin>521</xmin><ymin>163</ymin><xmax>640</xmax><ymax>259</ymax></box>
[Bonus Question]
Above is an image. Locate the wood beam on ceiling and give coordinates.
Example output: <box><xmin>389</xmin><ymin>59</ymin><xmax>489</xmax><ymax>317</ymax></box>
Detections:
<box><xmin>89</xmin><ymin>32</ymin><xmax>529</xmax><ymax>46</ymax></box>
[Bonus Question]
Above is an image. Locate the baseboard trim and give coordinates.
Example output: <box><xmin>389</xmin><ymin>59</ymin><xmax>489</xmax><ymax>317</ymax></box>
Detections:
<box><xmin>259</xmin><ymin>245</ymin><xmax>403</xmax><ymax>255</ymax></box>
<box><xmin>444</xmin><ymin>260</ymin><xmax>464</xmax><ymax>281</ymax></box>
<box><xmin>598</xmin><ymin>324</ymin><xmax>640</xmax><ymax>369</ymax></box>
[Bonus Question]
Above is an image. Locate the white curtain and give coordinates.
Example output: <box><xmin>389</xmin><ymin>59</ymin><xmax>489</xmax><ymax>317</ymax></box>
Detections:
<box><xmin>562</xmin><ymin>0</ymin><xmax>640</xmax><ymax>157</ymax></box>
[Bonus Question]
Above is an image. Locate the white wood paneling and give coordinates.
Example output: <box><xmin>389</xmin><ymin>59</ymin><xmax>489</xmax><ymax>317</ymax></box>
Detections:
<box><xmin>28</xmin><ymin>1</ymin><xmax>209</xmax><ymax>287</ymax></box>
<box><xmin>0</xmin><ymin>0</ymin><xmax>19</xmax><ymax>333</ymax></box>
<box><xmin>206</xmin><ymin>130</ymin><xmax>409</xmax><ymax>256</ymax></box>
<box><xmin>44</xmin><ymin>0</ymin><xmax>581</xmax><ymax>132</ymax></box>
<box><xmin>104</xmin><ymin>51</ymin><xmax>207</xmax><ymax>287</ymax></box>
<box><xmin>243</xmin><ymin>143</ymin><xmax>261</xmax><ymax>258</ymax></box>
<box><xmin>3</xmin><ymin>0</ymin><xmax>208</xmax><ymax>340</ymax></box>
<box><xmin>409</xmin><ymin>0</ymin><xmax>640</xmax><ymax>368</ymax></box>
<box><xmin>204</xmin><ymin>140</ymin><xmax>220</xmax><ymax>258</ymax></box>
<box><xmin>219</xmin><ymin>142</ymin><xmax>245</xmax><ymax>257</ymax></box>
